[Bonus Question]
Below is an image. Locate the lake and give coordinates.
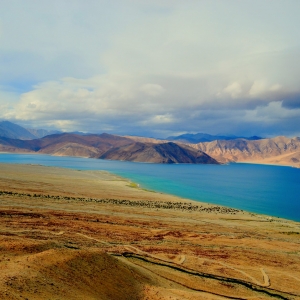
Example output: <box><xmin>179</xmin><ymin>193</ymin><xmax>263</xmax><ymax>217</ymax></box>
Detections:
<box><xmin>0</xmin><ymin>153</ymin><xmax>299</xmax><ymax>222</ymax></box>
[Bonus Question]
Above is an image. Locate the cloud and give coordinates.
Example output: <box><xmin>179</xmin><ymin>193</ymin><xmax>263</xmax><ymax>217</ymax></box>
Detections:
<box><xmin>281</xmin><ymin>94</ymin><xmax>300</xmax><ymax>109</ymax></box>
<box><xmin>1</xmin><ymin>1</ymin><xmax>300</xmax><ymax>137</ymax></box>
<box><xmin>222</xmin><ymin>82</ymin><xmax>243</xmax><ymax>98</ymax></box>
<box><xmin>6</xmin><ymin>73</ymin><xmax>298</xmax><ymax>138</ymax></box>
<box><xmin>140</xmin><ymin>84</ymin><xmax>165</xmax><ymax>97</ymax></box>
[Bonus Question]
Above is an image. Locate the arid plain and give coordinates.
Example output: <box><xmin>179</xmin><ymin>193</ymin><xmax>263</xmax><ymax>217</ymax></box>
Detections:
<box><xmin>0</xmin><ymin>163</ymin><xmax>299</xmax><ymax>299</ymax></box>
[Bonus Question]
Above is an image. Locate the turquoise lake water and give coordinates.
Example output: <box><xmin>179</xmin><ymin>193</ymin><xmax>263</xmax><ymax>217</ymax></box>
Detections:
<box><xmin>0</xmin><ymin>153</ymin><xmax>299</xmax><ymax>222</ymax></box>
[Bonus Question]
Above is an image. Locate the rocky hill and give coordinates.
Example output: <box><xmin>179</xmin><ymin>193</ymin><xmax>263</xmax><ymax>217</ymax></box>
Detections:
<box><xmin>101</xmin><ymin>141</ymin><xmax>218</xmax><ymax>164</ymax></box>
<box><xmin>126</xmin><ymin>135</ymin><xmax>300</xmax><ymax>167</ymax></box>
<box><xmin>0</xmin><ymin>133</ymin><xmax>218</xmax><ymax>164</ymax></box>
<box><xmin>190</xmin><ymin>136</ymin><xmax>300</xmax><ymax>167</ymax></box>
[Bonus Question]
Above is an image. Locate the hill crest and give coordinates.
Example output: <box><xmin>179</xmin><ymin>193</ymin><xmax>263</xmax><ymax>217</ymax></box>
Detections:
<box><xmin>0</xmin><ymin>133</ymin><xmax>218</xmax><ymax>164</ymax></box>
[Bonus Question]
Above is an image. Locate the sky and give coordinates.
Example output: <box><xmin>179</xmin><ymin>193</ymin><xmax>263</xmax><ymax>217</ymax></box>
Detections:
<box><xmin>1</xmin><ymin>0</ymin><xmax>300</xmax><ymax>138</ymax></box>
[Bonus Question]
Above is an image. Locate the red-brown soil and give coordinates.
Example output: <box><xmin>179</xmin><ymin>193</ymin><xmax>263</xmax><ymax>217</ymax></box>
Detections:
<box><xmin>0</xmin><ymin>164</ymin><xmax>299</xmax><ymax>299</ymax></box>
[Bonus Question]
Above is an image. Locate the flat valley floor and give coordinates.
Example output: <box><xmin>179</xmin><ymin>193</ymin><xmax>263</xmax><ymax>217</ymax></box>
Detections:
<box><xmin>0</xmin><ymin>163</ymin><xmax>299</xmax><ymax>300</ymax></box>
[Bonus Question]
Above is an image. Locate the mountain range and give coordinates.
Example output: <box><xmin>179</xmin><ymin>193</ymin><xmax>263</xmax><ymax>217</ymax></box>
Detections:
<box><xmin>123</xmin><ymin>136</ymin><xmax>300</xmax><ymax>168</ymax></box>
<box><xmin>0</xmin><ymin>121</ymin><xmax>60</xmax><ymax>139</ymax></box>
<box><xmin>167</xmin><ymin>133</ymin><xmax>263</xmax><ymax>143</ymax></box>
<box><xmin>0</xmin><ymin>121</ymin><xmax>299</xmax><ymax>167</ymax></box>
<box><xmin>190</xmin><ymin>136</ymin><xmax>300</xmax><ymax>168</ymax></box>
<box><xmin>0</xmin><ymin>133</ymin><xmax>218</xmax><ymax>164</ymax></box>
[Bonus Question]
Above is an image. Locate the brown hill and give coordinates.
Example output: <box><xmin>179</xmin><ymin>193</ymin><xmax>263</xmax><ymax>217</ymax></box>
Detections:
<box><xmin>40</xmin><ymin>142</ymin><xmax>101</xmax><ymax>157</ymax></box>
<box><xmin>101</xmin><ymin>141</ymin><xmax>219</xmax><ymax>164</ymax></box>
<box><xmin>0</xmin><ymin>121</ymin><xmax>36</xmax><ymax>140</ymax></box>
<box><xmin>0</xmin><ymin>244</ymin><xmax>151</xmax><ymax>300</ymax></box>
<box><xmin>189</xmin><ymin>136</ymin><xmax>300</xmax><ymax>167</ymax></box>
<box><xmin>37</xmin><ymin>133</ymin><xmax>133</xmax><ymax>157</ymax></box>
<box><xmin>0</xmin><ymin>133</ymin><xmax>218</xmax><ymax>164</ymax></box>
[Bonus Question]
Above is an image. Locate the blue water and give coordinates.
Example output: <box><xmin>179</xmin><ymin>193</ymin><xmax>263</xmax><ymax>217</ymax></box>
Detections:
<box><xmin>0</xmin><ymin>153</ymin><xmax>299</xmax><ymax>222</ymax></box>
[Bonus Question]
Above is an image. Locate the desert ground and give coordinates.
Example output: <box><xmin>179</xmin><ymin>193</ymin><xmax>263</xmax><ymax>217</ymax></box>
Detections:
<box><xmin>0</xmin><ymin>163</ymin><xmax>299</xmax><ymax>300</ymax></box>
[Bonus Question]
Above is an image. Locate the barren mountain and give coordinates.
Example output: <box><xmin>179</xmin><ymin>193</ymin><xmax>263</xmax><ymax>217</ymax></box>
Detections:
<box><xmin>125</xmin><ymin>135</ymin><xmax>300</xmax><ymax>167</ymax></box>
<box><xmin>0</xmin><ymin>121</ymin><xmax>61</xmax><ymax>140</ymax></box>
<box><xmin>101</xmin><ymin>142</ymin><xmax>218</xmax><ymax>164</ymax></box>
<box><xmin>190</xmin><ymin>136</ymin><xmax>300</xmax><ymax>167</ymax></box>
<box><xmin>0</xmin><ymin>133</ymin><xmax>218</xmax><ymax>164</ymax></box>
<box><xmin>0</xmin><ymin>121</ymin><xmax>36</xmax><ymax>140</ymax></box>
<box><xmin>37</xmin><ymin>133</ymin><xmax>133</xmax><ymax>157</ymax></box>
<box><xmin>0</xmin><ymin>133</ymin><xmax>132</xmax><ymax>156</ymax></box>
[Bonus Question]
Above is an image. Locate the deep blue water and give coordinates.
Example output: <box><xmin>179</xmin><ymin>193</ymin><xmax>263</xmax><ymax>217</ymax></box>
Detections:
<box><xmin>0</xmin><ymin>153</ymin><xmax>299</xmax><ymax>222</ymax></box>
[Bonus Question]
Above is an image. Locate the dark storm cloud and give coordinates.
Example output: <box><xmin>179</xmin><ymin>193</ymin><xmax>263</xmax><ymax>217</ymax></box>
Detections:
<box><xmin>281</xmin><ymin>94</ymin><xmax>300</xmax><ymax>109</ymax></box>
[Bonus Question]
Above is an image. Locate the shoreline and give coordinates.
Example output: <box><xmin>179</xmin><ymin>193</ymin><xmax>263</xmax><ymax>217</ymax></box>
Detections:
<box><xmin>237</xmin><ymin>161</ymin><xmax>300</xmax><ymax>169</ymax></box>
<box><xmin>0</xmin><ymin>162</ymin><xmax>299</xmax><ymax>224</ymax></box>
<box><xmin>1</xmin><ymin>149</ymin><xmax>299</xmax><ymax>168</ymax></box>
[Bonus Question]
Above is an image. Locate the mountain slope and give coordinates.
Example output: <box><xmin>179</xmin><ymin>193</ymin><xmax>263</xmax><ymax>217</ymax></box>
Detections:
<box><xmin>0</xmin><ymin>121</ymin><xmax>36</xmax><ymax>140</ymax></box>
<box><xmin>37</xmin><ymin>133</ymin><xmax>133</xmax><ymax>156</ymax></box>
<box><xmin>190</xmin><ymin>136</ymin><xmax>300</xmax><ymax>167</ymax></box>
<box><xmin>0</xmin><ymin>133</ymin><xmax>218</xmax><ymax>164</ymax></box>
<box><xmin>0</xmin><ymin>121</ymin><xmax>63</xmax><ymax>139</ymax></box>
<box><xmin>101</xmin><ymin>142</ymin><xmax>219</xmax><ymax>164</ymax></box>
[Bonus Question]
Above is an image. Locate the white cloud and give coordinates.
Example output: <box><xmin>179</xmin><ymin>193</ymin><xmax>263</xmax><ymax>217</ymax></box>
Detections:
<box><xmin>1</xmin><ymin>0</ymin><xmax>300</xmax><ymax>137</ymax></box>
<box><xmin>140</xmin><ymin>84</ymin><xmax>165</xmax><ymax>97</ymax></box>
<box><xmin>249</xmin><ymin>81</ymin><xmax>268</xmax><ymax>97</ymax></box>
<box><xmin>141</xmin><ymin>114</ymin><xmax>174</xmax><ymax>126</ymax></box>
<box><xmin>269</xmin><ymin>84</ymin><xmax>282</xmax><ymax>92</ymax></box>
<box><xmin>223</xmin><ymin>82</ymin><xmax>243</xmax><ymax>98</ymax></box>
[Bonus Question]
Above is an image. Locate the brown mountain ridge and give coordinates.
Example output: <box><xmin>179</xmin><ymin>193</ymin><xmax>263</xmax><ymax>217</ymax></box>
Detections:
<box><xmin>101</xmin><ymin>141</ymin><xmax>217</xmax><ymax>164</ymax></box>
<box><xmin>126</xmin><ymin>135</ymin><xmax>300</xmax><ymax>168</ymax></box>
<box><xmin>1</xmin><ymin>131</ymin><xmax>299</xmax><ymax>167</ymax></box>
<box><xmin>190</xmin><ymin>136</ymin><xmax>300</xmax><ymax>167</ymax></box>
<box><xmin>0</xmin><ymin>133</ymin><xmax>219</xmax><ymax>164</ymax></box>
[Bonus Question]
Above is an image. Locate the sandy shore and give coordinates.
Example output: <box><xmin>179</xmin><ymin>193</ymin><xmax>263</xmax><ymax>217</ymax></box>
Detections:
<box><xmin>0</xmin><ymin>163</ymin><xmax>299</xmax><ymax>299</ymax></box>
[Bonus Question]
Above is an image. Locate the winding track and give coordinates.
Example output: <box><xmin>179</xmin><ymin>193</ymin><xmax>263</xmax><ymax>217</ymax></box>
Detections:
<box><xmin>75</xmin><ymin>233</ymin><xmax>294</xmax><ymax>299</ymax></box>
<box><xmin>196</xmin><ymin>256</ymin><xmax>270</xmax><ymax>287</ymax></box>
<box><xmin>120</xmin><ymin>253</ymin><xmax>295</xmax><ymax>300</ymax></box>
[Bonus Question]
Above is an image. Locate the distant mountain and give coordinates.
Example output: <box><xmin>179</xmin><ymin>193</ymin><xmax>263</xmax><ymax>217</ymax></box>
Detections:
<box><xmin>167</xmin><ymin>133</ymin><xmax>263</xmax><ymax>143</ymax></box>
<box><xmin>0</xmin><ymin>121</ymin><xmax>36</xmax><ymax>140</ymax></box>
<box><xmin>126</xmin><ymin>134</ymin><xmax>300</xmax><ymax>167</ymax></box>
<box><xmin>101</xmin><ymin>141</ymin><xmax>218</xmax><ymax>164</ymax></box>
<box><xmin>189</xmin><ymin>136</ymin><xmax>300</xmax><ymax>168</ymax></box>
<box><xmin>0</xmin><ymin>133</ymin><xmax>219</xmax><ymax>164</ymax></box>
<box><xmin>0</xmin><ymin>120</ymin><xmax>63</xmax><ymax>140</ymax></box>
<box><xmin>26</xmin><ymin>128</ymin><xmax>62</xmax><ymax>138</ymax></box>
<box><xmin>1</xmin><ymin>120</ymin><xmax>297</xmax><ymax>167</ymax></box>
<box><xmin>0</xmin><ymin>120</ymin><xmax>95</xmax><ymax>139</ymax></box>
